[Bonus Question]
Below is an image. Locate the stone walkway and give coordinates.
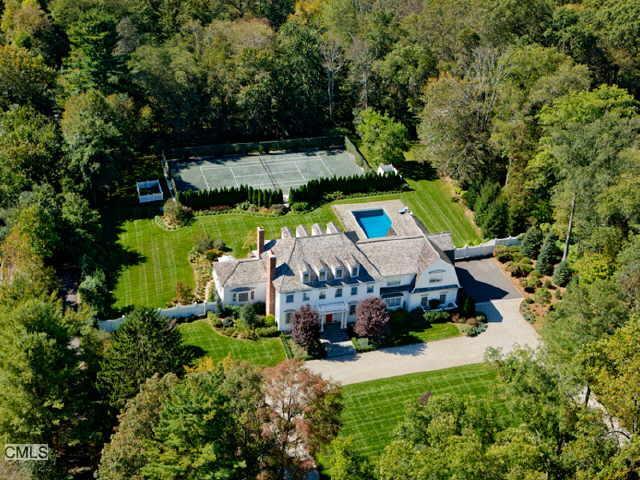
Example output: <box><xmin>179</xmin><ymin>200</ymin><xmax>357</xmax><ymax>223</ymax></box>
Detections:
<box><xmin>305</xmin><ymin>298</ymin><xmax>539</xmax><ymax>385</ymax></box>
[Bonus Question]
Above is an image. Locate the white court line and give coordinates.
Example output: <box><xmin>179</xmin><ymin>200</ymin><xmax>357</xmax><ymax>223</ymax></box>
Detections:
<box><xmin>316</xmin><ymin>155</ymin><xmax>333</xmax><ymax>176</ymax></box>
<box><xmin>233</xmin><ymin>170</ymin><xmax>299</xmax><ymax>179</ymax></box>
<box><xmin>199</xmin><ymin>163</ymin><xmax>262</xmax><ymax>171</ymax></box>
<box><xmin>227</xmin><ymin>167</ymin><xmax>241</xmax><ymax>188</ymax></box>
<box><xmin>294</xmin><ymin>162</ymin><xmax>306</xmax><ymax>181</ymax></box>
<box><xmin>198</xmin><ymin>166</ymin><xmax>211</xmax><ymax>190</ymax></box>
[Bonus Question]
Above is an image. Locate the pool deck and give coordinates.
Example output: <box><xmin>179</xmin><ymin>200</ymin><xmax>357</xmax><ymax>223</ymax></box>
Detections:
<box><xmin>333</xmin><ymin>200</ymin><xmax>425</xmax><ymax>240</ymax></box>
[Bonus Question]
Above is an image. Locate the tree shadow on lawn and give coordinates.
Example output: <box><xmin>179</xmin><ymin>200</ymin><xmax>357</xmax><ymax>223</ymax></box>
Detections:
<box><xmin>97</xmin><ymin>203</ymin><xmax>158</xmax><ymax>317</ymax></box>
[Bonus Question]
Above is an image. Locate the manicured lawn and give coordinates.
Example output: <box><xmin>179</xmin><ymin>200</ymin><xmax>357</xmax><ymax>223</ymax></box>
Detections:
<box><xmin>111</xmin><ymin>166</ymin><xmax>481</xmax><ymax>309</ymax></box>
<box><xmin>333</xmin><ymin>363</ymin><xmax>497</xmax><ymax>461</ymax></box>
<box><xmin>113</xmin><ymin>206</ymin><xmax>339</xmax><ymax>308</ymax></box>
<box><xmin>407</xmin><ymin>322</ymin><xmax>461</xmax><ymax>342</ymax></box>
<box><xmin>401</xmin><ymin>178</ymin><xmax>482</xmax><ymax>247</ymax></box>
<box><xmin>179</xmin><ymin>319</ymin><xmax>286</xmax><ymax>367</ymax></box>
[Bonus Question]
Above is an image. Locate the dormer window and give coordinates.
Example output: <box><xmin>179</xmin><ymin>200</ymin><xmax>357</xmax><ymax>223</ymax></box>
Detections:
<box><xmin>318</xmin><ymin>269</ymin><xmax>327</xmax><ymax>281</ymax></box>
<box><xmin>335</xmin><ymin>267</ymin><xmax>343</xmax><ymax>279</ymax></box>
<box><xmin>302</xmin><ymin>271</ymin><xmax>310</xmax><ymax>283</ymax></box>
<box><xmin>351</xmin><ymin>265</ymin><xmax>359</xmax><ymax>277</ymax></box>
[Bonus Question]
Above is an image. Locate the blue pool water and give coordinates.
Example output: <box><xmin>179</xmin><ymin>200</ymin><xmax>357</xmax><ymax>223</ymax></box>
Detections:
<box><xmin>353</xmin><ymin>209</ymin><xmax>392</xmax><ymax>238</ymax></box>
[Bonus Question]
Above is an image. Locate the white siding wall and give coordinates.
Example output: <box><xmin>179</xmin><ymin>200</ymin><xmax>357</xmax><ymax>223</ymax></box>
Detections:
<box><xmin>414</xmin><ymin>259</ymin><xmax>458</xmax><ymax>290</ymax></box>
<box><xmin>215</xmin><ymin>263</ymin><xmax>460</xmax><ymax>331</ymax></box>
<box><xmin>274</xmin><ymin>281</ymin><xmax>380</xmax><ymax>331</ymax></box>
<box><xmin>220</xmin><ymin>282</ymin><xmax>266</xmax><ymax>306</ymax></box>
<box><xmin>407</xmin><ymin>288</ymin><xmax>458</xmax><ymax>311</ymax></box>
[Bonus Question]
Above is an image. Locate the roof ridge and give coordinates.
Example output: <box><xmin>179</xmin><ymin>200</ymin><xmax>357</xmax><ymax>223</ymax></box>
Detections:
<box><xmin>356</xmin><ymin>234</ymin><xmax>424</xmax><ymax>244</ymax></box>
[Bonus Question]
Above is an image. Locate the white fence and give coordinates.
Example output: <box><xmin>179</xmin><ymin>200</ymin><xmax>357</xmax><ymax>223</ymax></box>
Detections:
<box><xmin>98</xmin><ymin>301</ymin><xmax>218</xmax><ymax>332</ymax></box>
<box><xmin>136</xmin><ymin>179</ymin><xmax>164</xmax><ymax>204</ymax></box>
<box><xmin>454</xmin><ymin>236</ymin><xmax>521</xmax><ymax>261</ymax></box>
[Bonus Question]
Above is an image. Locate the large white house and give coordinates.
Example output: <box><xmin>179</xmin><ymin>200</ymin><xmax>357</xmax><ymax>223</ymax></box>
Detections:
<box><xmin>213</xmin><ymin>209</ymin><xmax>460</xmax><ymax>332</ymax></box>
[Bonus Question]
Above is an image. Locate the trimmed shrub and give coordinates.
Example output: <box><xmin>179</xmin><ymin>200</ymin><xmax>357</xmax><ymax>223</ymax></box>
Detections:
<box><xmin>255</xmin><ymin>326</ymin><xmax>279</xmax><ymax>338</ymax></box>
<box><xmin>520</xmin><ymin>301</ymin><xmax>536</xmax><ymax>323</ymax></box>
<box><xmin>179</xmin><ymin>185</ymin><xmax>284</xmax><ymax>210</ymax></box>
<box><xmin>288</xmin><ymin>171</ymin><xmax>404</xmax><ymax>205</ymax></box>
<box><xmin>521</xmin><ymin>225</ymin><xmax>543</xmax><ymax>259</ymax></box>
<box><xmin>290</xmin><ymin>201</ymin><xmax>311</xmax><ymax>212</ymax></box>
<box><xmin>523</xmin><ymin>271</ymin><xmax>542</xmax><ymax>293</ymax></box>
<box><xmin>537</xmin><ymin>233</ymin><xmax>561</xmax><ymax>275</ymax></box>
<box><xmin>424</xmin><ymin>310</ymin><xmax>451</xmax><ymax>324</ymax></box>
<box><xmin>494</xmin><ymin>245</ymin><xmax>521</xmax><ymax>263</ymax></box>
<box><xmin>507</xmin><ymin>258</ymin><xmax>533</xmax><ymax>278</ymax></box>
<box><xmin>163</xmin><ymin>199</ymin><xmax>192</xmax><ymax>227</ymax></box>
<box><xmin>534</xmin><ymin>288</ymin><xmax>551</xmax><ymax>305</ymax></box>
<box><xmin>461</xmin><ymin>322</ymin><xmax>487</xmax><ymax>337</ymax></box>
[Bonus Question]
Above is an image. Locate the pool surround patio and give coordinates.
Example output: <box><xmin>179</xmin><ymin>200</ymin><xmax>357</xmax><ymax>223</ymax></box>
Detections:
<box><xmin>333</xmin><ymin>199</ymin><xmax>426</xmax><ymax>240</ymax></box>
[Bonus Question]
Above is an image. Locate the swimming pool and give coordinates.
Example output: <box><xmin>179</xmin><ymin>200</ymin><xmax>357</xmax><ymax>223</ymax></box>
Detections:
<box><xmin>353</xmin><ymin>209</ymin><xmax>392</xmax><ymax>238</ymax></box>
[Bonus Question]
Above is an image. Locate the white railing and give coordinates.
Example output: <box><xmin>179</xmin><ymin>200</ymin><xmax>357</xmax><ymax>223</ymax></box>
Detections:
<box><xmin>98</xmin><ymin>301</ymin><xmax>218</xmax><ymax>332</ymax></box>
<box><xmin>454</xmin><ymin>236</ymin><xmax>521</xmax><ymax>260</ymax></box>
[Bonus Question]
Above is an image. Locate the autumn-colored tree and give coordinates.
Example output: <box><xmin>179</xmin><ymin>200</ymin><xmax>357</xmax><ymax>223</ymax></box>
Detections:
<box><xmin>262</xmin><ymin>360</ymin><xmax>342</xmax><ymax>477</ymax></box>
<box><xmin>292</xmin><ymin>304</ymin><xmax>323</xmax><ymax>358</ymax></box>
<box><xmin>355</xmin><ymin>297</ymin><xmax>390</xmax><ymax>343</ymax></box>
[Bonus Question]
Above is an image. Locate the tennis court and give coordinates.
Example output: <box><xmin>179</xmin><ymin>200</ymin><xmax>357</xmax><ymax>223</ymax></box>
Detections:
<box><xmin>170</xmin><ymin>149</ymin><xmax>364</xmax><ymax>194</ymax></box>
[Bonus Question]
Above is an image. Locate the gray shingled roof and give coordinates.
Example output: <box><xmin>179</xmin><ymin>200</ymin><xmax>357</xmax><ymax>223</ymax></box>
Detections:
<box><xmin>213</xmin><ymin>258</ymin><xmax>266</xmax><ymax>287</ymax></box>
<box><xmin>214</xmin><ymin>226</ymin><xmax>452</xmax><ymax>292</ymax></box>
<box><xmin>357</xmin><ymin>235</ymin><xmax>441</xmax><ymax>277</ymax></box>
<box><xmin>427</xmin><ymin>233</ymin><xmax>455</xmax><ymax>252</ymax></box>
<box><xmin>264</xmin><ymin>232</ymin><xmax>381</xmax><ymax>292</ymax></box>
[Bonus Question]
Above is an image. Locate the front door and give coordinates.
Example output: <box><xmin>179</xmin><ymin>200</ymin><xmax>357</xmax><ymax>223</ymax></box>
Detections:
<box><xmin>325</xmin><ymin>313</ymin><xmax>334</xmax><ymax>323</ymax></box>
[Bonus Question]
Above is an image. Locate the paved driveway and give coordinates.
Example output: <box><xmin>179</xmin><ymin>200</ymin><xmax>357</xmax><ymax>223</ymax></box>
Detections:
<box><xmin>456</xmin><ymin>258</ymin><xmax>522</xmax><ymax>303</ymax></box>
<box><xmin>305</xmin><ymin>298</ymin><xmax>539</xmax><ymax>385</ymax></box>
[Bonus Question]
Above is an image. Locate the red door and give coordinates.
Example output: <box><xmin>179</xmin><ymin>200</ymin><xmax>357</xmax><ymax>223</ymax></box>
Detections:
<box><xmin>325</xmin><ymin>313</ymin><xmax>334</xmax><ymax>323</ymax></box>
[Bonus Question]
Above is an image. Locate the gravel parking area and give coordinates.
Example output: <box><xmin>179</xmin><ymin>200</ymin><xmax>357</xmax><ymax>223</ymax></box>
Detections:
<box><xmin>306</xmin><ymin>298</ymin><xmax>539</xmax><ymax>385</ymax></box>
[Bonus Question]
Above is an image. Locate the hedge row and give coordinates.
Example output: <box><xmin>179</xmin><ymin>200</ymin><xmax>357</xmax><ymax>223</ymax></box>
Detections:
<box><xmin>178</xmin><ymin>185</ymin><xmax>284</xmax><ymax>210</ymax></box>
<box><xmin>288</xmin><ymin>171</ymin><xmax>405</xmax><ymax>204</ymax></box>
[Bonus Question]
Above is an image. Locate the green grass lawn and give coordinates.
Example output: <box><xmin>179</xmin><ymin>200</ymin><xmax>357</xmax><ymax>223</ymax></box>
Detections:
<box><xmin>332</xmin><ymin>363</ymin><xmax>497</xmax><ymax>461</ymax></box>
<box><xmin>112</xmin><ymin>206</ymin><xmax>339</xmax><ymax>309</ymax></box>
<box><xmin>401</xmin><ymin>178</ymin><xmax>481</xmax><ymax>246</ymax></box>
<box><xmin>407</xmin><ymin>322</ymin><xmax>461</xmax><ymax>342</ymax></box>
<box><xmin>179</xmin><ymin>319</ymin><xmax>286</xmax><ymax>367</ymax></box>
<box><xmin>111</xmin><ymin>165</ymin><xmax>481</xmax><ymax>309</ymax></box>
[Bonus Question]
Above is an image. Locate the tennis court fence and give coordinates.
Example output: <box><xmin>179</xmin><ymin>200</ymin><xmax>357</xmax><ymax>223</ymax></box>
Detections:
<box><xmin>164</xmin><ymin>135</ymin><xmax>370</xmax><ymax>168</ymax></box>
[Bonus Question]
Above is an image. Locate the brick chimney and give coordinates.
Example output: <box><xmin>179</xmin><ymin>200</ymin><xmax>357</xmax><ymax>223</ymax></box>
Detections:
<box><xmin>257</xmin><ymin>227</ymin><xmax>265</xmax><ymax>256</ymax></box>
<box><xmin>266</xmin><ymin>254</ymin><xmax>276</xmax><ymax>316</ymax></box>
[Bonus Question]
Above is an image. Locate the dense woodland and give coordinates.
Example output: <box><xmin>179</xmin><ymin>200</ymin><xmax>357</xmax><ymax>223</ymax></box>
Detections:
<box><xmin>0</xmin><ymin>0</ymin><xmax>640</xmax><ymax>478</ymax></box>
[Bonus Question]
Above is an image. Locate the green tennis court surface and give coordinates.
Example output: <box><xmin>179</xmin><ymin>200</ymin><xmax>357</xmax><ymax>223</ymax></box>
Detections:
<box><xmin>170</xmin><ymin>149</ymin><xmax>363</xmax><ymax>193</ymax></box>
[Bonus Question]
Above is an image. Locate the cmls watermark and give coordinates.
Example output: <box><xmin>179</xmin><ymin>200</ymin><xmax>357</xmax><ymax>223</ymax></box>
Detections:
<box><xmin>4</xmin><ymin>444</ymin><xmax>49</xmax><ymax>461</ymax></box>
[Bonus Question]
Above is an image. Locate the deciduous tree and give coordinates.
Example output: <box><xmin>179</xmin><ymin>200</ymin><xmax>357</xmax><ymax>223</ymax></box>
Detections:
<box><xmin>355</xmin><ymin>297</ymin><xmax>390</xmax><ymax>343</ymax></box>
<box><xmin>262</xmin><ymin>360</ymin><xmax>342</xmax><ymax>475</ymax></box>
<box><xmin>356</xmin><ymin>108</ymin><xmax>408</xmax><ymax>167</ymax></box>
<box><xmin>292</xmin><ymin>304</ymin><xmax>323</xmax><ymax>357</ymax></box>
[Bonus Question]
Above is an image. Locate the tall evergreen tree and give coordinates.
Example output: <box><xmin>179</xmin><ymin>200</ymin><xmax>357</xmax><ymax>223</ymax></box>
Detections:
<box><xmin>98</xmin><ymin>308</ymin><xmax>193</xmax><ymax>410</ymax></box>
<box><xmin>537</xmin><ymin>233</ymin><xmax>561</xmax><ymax>275</ymax></box>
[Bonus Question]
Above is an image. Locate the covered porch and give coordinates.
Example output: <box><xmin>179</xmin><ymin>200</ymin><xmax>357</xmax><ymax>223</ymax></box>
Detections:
<box><xmin>317</xmin><ymin>301</ymin><xmax>348</xmax><ymax>330</ymax></box>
